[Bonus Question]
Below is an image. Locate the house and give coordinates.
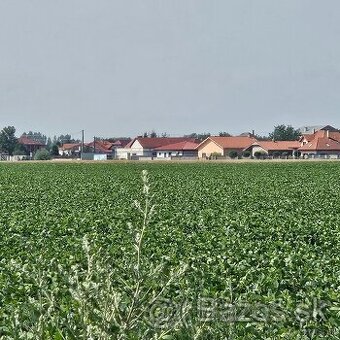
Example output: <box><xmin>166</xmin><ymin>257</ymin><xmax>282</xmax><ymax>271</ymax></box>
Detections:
<box><xmin>59</xmin><ymin>143</ymin><xmax>81</xmax><ymax>157</ymax></box>
<box><xmin>248</xmin><ymin>141</ymin><xmax>301</xmax><ymax>158</ymax></box>
<box><xmin>85</xmin><ymin>140</ymin><xmax>114</xmax><ymax>154</ymax></box>
<box><xmin>71</xmin><ymin>140</ymin><xmax>115</xmax><ymax>161</ymax></box>
<box><xmin>249</xmin><ymin>125</ymin><xmax>340</xmax><ymax>159</ymax></box>
<box><xmin>18</xmin><ymin>135</ymin><xmax>45</xmax><ymax>156</ymax></box>
<box><xmin>197</xmin><ymin>136</ymin><xmax>257</xmax><ymax>158</ymax></box>
<box><xmin>299</xmin><ymin>127</ymin><xmax>340</xmax><ymax>158</ymax></box>
<box><xmin>299</xmin><ymin>125</ymin><xmax>340</xmax><ymax>144</ymax></box>
<box><xmin>117</xmin><ymin>137</ymin><xmax>197</xmax><ymax>160</ymax></box>
<box><xmin>155</xmin><ymin>141</ymin><xmax>200</xmax><ymax>159</ymax></box>
<box><xmin>300</xmin><ymin>126</ymin><xmax>340</xmax><ymax>142</ymax></box>
<box><xmin>109</xmin><ymin>139</ymin><xmax>131</xmax><ymax>158</ymax></box>
<box><xmin>59</xmin><ymin>140</ymin><xmax>118</xmax><ymax>159</ymax></box>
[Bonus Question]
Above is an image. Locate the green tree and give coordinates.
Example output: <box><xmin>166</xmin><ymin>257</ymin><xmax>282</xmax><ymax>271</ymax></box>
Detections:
<box><xmin>254</xmin><ymin>134</ymin><xmax>270</xmax><ymax>141</ymax></box>
<box><xmin>150</xmin><ymin>130</ymin><xmax>157</xmax><ymax>138</ymax></box>
<box><xmin>57</xmin><ymin>134</ymin><xmax>73</xmax><ymax>144</ymax></box>
<box><xmin>254</xmin><ymin>151</ymin><xmax>267</xmax><ymax>159</ymax></box>
<box><xmin>272</xmin><ymin>151</ymin><xmax>281</xmax><ymax>158</ymax></box>
<box><xmin>242</xmin><ymin>150</ymin><xmax>251</xmax><ymax>158</ymax></box>
<box><xmin>13</xmin><ymin>144</ymin><xmax>27</xmax><ymax>156</ymax></box>
<box><xmin>24</xmin><ymin>131</ymin><xmax>47</xmax><ymax>145</ymax></box>
<box><xmin>185</xmin><ymin>132</ymin><xmax>211</xmax><ymax>141</ymax></box>
<box><xmin>46</xmin><ymin>137</ymin><xmax>53</xmax><ymax>151</ymax></box>
<box><xmin>51</xmin><ymin>134</ymin><xmax>79</xmax><ymax>145</ymax></box>
<box><xmin>269</xmin><ymin>125</ymin><xmax>300</xmax><ymax>141</ymax></box>
<box><xmin>294</xmin><ymin>150</ymin><xmax>302</xmax><ymax>158</ymax></box>
<box><xmin>141</xmin><ymin>131</ymin><xmax>158</xmax><ymax>138</ymax></box>
<box><xmin>229</xmin><ymin>150</ymin><xmax>238</xmax><ymax>159</ymax></box>
<box><xmin>0</xmin><ymin>126</ymin><xmax>18</xmax><ymax>155</ymax></box>
<box><xmin>219</xmin><ymin>131</ymin><xmax>231</xmax><ymax>137</ymax></box>
<box><xmin>34</xmin><ymin>149</ymin><xmax>51</xmax><ymax>160</ymax></box>
<box><xmin>51</xmin><ymin>144</ymin><xmax>60</xmax><ymax>156</ymax></box>
<box><xmin>211</xmin><ymin>152</ymin><xmax>222</xmax><ymax>159</ymax></box>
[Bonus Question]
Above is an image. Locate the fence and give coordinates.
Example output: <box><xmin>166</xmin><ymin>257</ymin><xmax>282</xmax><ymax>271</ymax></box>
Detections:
<box><xmin>0</xmin><ymin>154</ymin><xmax>10</xmax><ymax>161</ymax></box>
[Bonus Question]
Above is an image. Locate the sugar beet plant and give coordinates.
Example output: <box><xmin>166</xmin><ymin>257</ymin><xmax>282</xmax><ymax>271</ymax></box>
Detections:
<box><xmin>0</xmin><ymin>170</ymin><xmax>189</xmax><ymax>339</ymax></box>
<box><xmin>63</xmin><ymin>170</ymin><xmax>189</xmax><ymax>339</ymax></box>
<box><xmin>1</xmin><ymin>162</ymin><xmax>340</xmax><ymax>338</ymax></box>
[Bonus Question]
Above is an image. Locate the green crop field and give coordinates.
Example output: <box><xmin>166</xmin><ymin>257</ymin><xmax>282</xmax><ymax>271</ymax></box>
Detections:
<box><xmin>0</xmin><ymin>162</ymin><xmax>340</xmax><ymax>339</ymax></box>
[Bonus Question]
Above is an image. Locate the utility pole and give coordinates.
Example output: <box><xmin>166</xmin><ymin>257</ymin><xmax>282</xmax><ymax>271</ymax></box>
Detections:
<box><xmin>93</xmin><ymin>136</ymin><xmax>96</xmax><ymax>154</ymax></box>
<box><xmin>81</xmin><ymin>130</ymin><xmax>85</xmax><ymax>160</ymax></box>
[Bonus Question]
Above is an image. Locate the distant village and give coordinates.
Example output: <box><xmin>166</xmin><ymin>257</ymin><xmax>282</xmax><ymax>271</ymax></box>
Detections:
<box><xmin>1</xmin><ymin>124</ymin><xmax>340</xmax><ymax>161</ymax></box>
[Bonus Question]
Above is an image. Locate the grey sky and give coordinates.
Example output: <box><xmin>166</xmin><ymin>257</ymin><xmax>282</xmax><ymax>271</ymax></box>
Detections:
<box><xmin>1</xmin><ymin>0</ymin><xmax>340</xmax><ymax>140</ymax></box>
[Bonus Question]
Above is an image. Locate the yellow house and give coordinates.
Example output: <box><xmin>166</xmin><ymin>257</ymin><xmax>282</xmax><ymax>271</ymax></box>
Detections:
<box><xmin>198</xmin><ymin>136</ymin><xmax>257</xmax><ymax>158</ymax></box>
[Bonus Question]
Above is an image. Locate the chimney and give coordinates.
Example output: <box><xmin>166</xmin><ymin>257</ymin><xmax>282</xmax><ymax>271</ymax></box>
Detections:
<box><xmin>252</xmin><ymin>130</ymin><xmax>255</xmax><ymax>137</ymax></box>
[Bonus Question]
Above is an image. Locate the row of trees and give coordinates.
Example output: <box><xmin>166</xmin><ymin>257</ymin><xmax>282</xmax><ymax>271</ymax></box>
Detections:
<box><xmin>0</xmin><ymin>126</ymin><xmax>80</xmax><ymax>156</ymax></box>
<box><xmin>140</xmin><ymin>131</ymin><xmax>232</xmax><ymax>140</ymax></box>
<box><xmin>142</xmin><ymin>125</ymin><xmax>301</xmax><ymax>141</ymax></box>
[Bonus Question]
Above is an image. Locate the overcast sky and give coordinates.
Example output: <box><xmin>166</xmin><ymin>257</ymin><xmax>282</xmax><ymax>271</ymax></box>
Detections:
<box><xmin>0</xmin><ymin>1</ymin><xmax>339</xmax><ymax>140</ymax></box>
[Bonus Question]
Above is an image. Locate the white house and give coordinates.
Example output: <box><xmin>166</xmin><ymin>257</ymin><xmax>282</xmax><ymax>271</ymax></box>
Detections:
<box><xmin>155</xmin><ymin>141</ymin><xmax>199</xmax><ymax>159</ymax></box>
<box><xmin>117</xmin><ymin>137</ymin><xmax>198</xmax><ymax>160</ymax></box>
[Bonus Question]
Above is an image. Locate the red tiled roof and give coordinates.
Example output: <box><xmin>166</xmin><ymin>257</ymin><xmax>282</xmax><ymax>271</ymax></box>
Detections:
<box><xmin>313</xmin><ymin>130</ymin><xmax>340</xmax><ymax>140</ymax></box>
<box><xmin>256</xmin><ymin>141</ymin><xmax>301</xmax><ymax>151</ymax></box>
<box><xmin>127</xmin><ymin>137</ymin><xmax>197</xmax><ymax>149</ymax></box>
<box><xmin>299</xmin><ymin>137</ymin><xmax>340</xmax><ymax>151</ymax></box>
<box><xmin>111</xmin><ymin>139</ymin><xmax>131</xmax><ymax>147</ymax></box>
<box><xmin>205</xmin><ymin>136</ymin><xmax>257</xmax><ymax>150</ymax></box>
<box><xmin>300</xmin><ymin>134</ymin><xmax>315</xmax><ymax>143</ymax></box>
<box><xmin>18</xmin><ymin>135</ymin><xmax>45</xmax><ymax>146</ymax></box>
<box><xmin>86</xmin><ymin>141</ymin><xmax>113</xmax><ymax>150</ymax></box>
<box><xmin>155</xmin><ymin>141</ymin><xmax>200</xmax><ymax>151</ymax></box>
<box><xmin>61</xmin><ymin>143</ymin><xmax>81</xmax><ymax>151</ymax></box>
<box><xmin>95</xmin><ymin>146</ymin><xmax>113</xmax><ymax>154</ymax></box>
<box><xmin>84</xmin><ymin>140</ymin><xmax>114</xmax><ymax>154</ymax></box>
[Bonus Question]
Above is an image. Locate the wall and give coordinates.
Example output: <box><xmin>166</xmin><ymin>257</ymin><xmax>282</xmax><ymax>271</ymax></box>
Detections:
<box><xmin>94</xmin><ymin>154</ymin><xmax>107</xmax><ymax>161</ymax></box>
<box><xmin>183</xmin><ymin>150</ymin><xmax>198</xmax><ymax>158</ymax></box>
<box><xmin>130</xmin><ymin>140</ymin><xmax>144</xmax><ymax>155</ymax></box>
<box><xmin>129</xmin><ymin>140</ymin><xmax>154</xmax><ymax>157</ymax></box>
<box><xmin>81</xmin><ymin>153</ymin><xmax>94</xmax><ymax>160</ymax></box>
<box><xmin>301</xmin><ymin>151</ymin><xmax>340</xmax><ymax>159</ymax></box>
<box><xmin>198</xmin><ymin>140</ymin><xmax>223</xmax><ymax>158</ymax></box>
<box><xmin>116</xmin><ymin>148</ymin><xmax>130</xmax><ymax>160</ymax></box>
<box><xmin>156</xmin><ymin>150</ymin><xmax>198</xmax><ymax>158</ymax></box>
<box><xmin>156</xmin><ymin>151</ymin><xmax>183</xmax><ymax>158</ymax></box>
